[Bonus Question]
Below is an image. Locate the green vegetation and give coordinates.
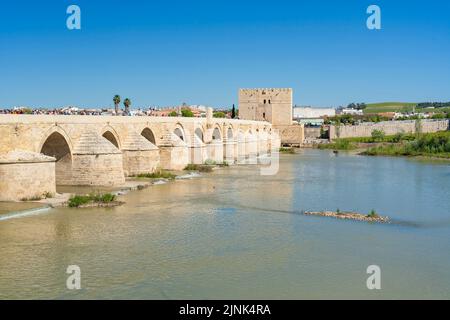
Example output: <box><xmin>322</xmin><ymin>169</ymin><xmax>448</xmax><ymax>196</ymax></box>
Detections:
<box><xmin>123</xmin><ymin>98</ymin><xmax>131</xmax><ymax>115</ymax></box>
<box><xmin>362</xmin><ymin>131</ymin><xmax>450</xmax><ymax>159</ymax></box>
<box><xmin>279</xmin><ymin>147</ymin><xmax>295</xmax><ymax>154</ymax></box>
<box><xmin>168</xmin><ymin>111</ymin><xmax>177</xmax><ymax>117</ymax></box>
<box><xmin>219</xmin><ymin>161</ymin><xmax>229</xmax><ymax>167</ymax></box>
<box><xmin>135</xmin><ymin>169</ymin><xmax>177</xmax><ymax>180</ymax></box>
<box><xmin>21</xmin><ymin>191</ymin><xmax>54</xmax><ymax>202</ymax></box>
<box><xmin>363</xmin><ymin>102</ymin><xmax>417</xmax><ymax>114</ymax></box>
<box><xmin>334</xmin><ymin>101</ymin><xmax>450</xmax><ymax>118</ymax></box>
<box><xmin>43</xmin><ymin>191</ymin><xmax>54</xmax><ymax>199</ymax></box>
<box><xmin>332</xmin><ymin>133</ymin><xmax>416</xmax><ymax>144</ymax></box>
<box><xmin>204</xmin><ymin>159</ymin><xmax>217</xmax><ymax>165</ymax></box>
<box><xmin>231</xmin><ymin>104</ymin><xmax>236</xmax><ymax>119</ymax></box>
<box><xmin>319</xmin><ymin>131</ymin><xmax>450</xmax><ymax>158</ymax></box>
<box><xmin>184</xmin><ymin>164</ymin><xmax>213</xmax><ymax>172</ymax></box>
<box><xmin>279</xmin><ymin>147</ymin><xmax>296</xmax><ymax>154</ymax></box>
<box><xmin>213</xmin><ymin>111</ymin><xmax>226</xmax><ymax>118</ymax></box>
<box><xmin>68</xmin><ymin>193</ymin><xmax>116</xmax><ymax>208</ymax></box>
<box><xmin>318</xmin><ymin>139</ymin><xmax>356</xmax><ymax>150</ymax></box>
<box><xmin>113</xmin><ymin>95</ymin><xmax>121</xmax><ymax>115</ymax></box>
<box><xmin>371</xmin><ymin>129</ymin><xmax>385</xmax><ymax>142</ymax></box>
<box><xmin>181</xmin><ymin>108</ymin><xmax>194</xmax><ymax>117</ymax></box>
<box><xmin>367</xmin><ymin>209</ymin><xmax>379</xmax><ymax>219</ymax></box>
<box><xmin>21</xmin><ymin>195</ymin><xmax>43</xmax><ymax>201</ymax></box>
<box><xmin>417</xmin><ymin>102</ymin><xmax>450</xmax><ymax>109</ymax></box>
<box><xmin>324</xmin><ymin>113</ymin><xmax>392</xmax><ymax>125</ymax></box>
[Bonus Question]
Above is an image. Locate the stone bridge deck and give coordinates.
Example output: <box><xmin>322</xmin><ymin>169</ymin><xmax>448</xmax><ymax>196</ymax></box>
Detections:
<box><xmin>0</xmin><ymin>113</ymin><xmax>280</xmax><ymax>201</ymax></box>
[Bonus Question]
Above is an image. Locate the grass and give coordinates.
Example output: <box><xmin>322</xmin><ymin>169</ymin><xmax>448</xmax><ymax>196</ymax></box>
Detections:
<box><xmin>361</xmin><ymin>131</ymin><xmax>450</xmax><ymax>159</ymax></box>
<box><xmin>68</xmin><ymin>193</ymin><xmax>116</xmax><ymax>208</ymax></box>
<box><xmin>320</xmin><ymin>132</ymin><xmax>420</xmax><ymax>151</ymax></box>
<box><xmin>339</xmin><ymin>133</ymin><xmax>416</xmax><ymax>144</ymax></box>
<box><xmin>21</xmin><ymin>191</ymin><xmax>54</xmax><ymax>202</ymax></box>
<box><xmin>279</xmin><ymin>147</ymin><xmax>296</xmax><ymax>154</ymax></box>
<box><xmin>363</xmin><ymin>102</ymin><xmax>417</xmax><ymax>114</ymax></box>
<box><xmin>318</xmin><ymin>139</ymin><xmax>357</xmax><ymax>150</ymax></box>
<box><xmin>135</xmin><ymin>169</ymin><xmax>177</xmax><ymax>180</ymax></box>
<box><xmin>184</xmin><ymin>164</ymin><xmax>213</xmax><ymax>172</ymax></box>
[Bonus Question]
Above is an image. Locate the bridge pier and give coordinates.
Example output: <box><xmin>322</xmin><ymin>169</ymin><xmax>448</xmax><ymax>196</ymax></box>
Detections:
<box><xmin>189</xmin><ymin>133</ymin><xmax>208</xmax><ymax>164</ymax></box>
<box><xmin>122</xmin><ymin>131</ymin><xmax>160</xmax><ymax>176</ymax></box>
<box><xmin>258</xmin><ymin>132</ymin><xmax>269</xmax><ymax>157</ymax></box>
<box><xmin>223</xmin><ymin>139</ymin><xmax>237</xmax><ymax>164</ymax></box>
<box><xmin>0</xmin><ymin>151</ymin><xmax>56</xmax><ymax>201</ymax></box>
<box><xmin>245</xmin><ymin>132</ymin><xmax>258</xmax><ymax>164</ymax></box>
<box><xmin>159</xmin><ymin>132</ymin><xmax>189</xmax><ymax>171</ymax></box>
<box><xmin>71</xmin><ymin>131</ymin><xmax>125</xmax><ymax>186</ymax></box>
<box><xmin>206</xmin><ymin>138</ymin><xmax>224</xmax><ymax>164</ymax></box>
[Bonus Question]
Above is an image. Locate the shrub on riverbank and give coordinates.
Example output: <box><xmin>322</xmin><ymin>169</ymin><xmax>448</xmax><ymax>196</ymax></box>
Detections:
<box><xmin>362</xmin><ymin>131</ymin><xmax>450</xmax><ymax>158</ymax></box>
<box><xmin>136</xmin><ymin>169</ymin><xmax>177</xmax><ymax>180</ymax></box>
<box><xmin>21</xmin><ymin>191</ymin><xmax>54</xmax><ymax>202</ymax></box>
<box><xmin>333</xmin><ymin>133</ymin><xmax>416</xmax><ymax>144</ymax></box>
<box><xmin>318</xmin><ymin>139</ymin><xmax>356</xmax><ymax>150</ymax></box>
<box><xmin>184</xmin><ymin>164</ymin><xmax>213</xmax><ymax>172</ymax></box>
<box><xmin>68</xmin><ymin>193</ymin><xmax>116</xmax><ymax>208</ymax></box>
<box><xmin>279</xmin><ymin>147</ymin><xmax>296</xmax><ymax>154</ymax></box>
<box><xmin>367</xmin><ymin>209</ymin><xmax>379</xmax><ymax>219</ymax></box>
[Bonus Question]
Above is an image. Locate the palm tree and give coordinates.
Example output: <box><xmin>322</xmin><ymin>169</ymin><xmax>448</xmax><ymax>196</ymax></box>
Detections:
<box><xmin>123</xmin><ymin>98</ymin><xmax>131</xmax><ymax>116</ymax></box>
<box><xmin>113</xmin><ymin>95</ymin><xmax>121</xmax><ymax>115</ymax></box>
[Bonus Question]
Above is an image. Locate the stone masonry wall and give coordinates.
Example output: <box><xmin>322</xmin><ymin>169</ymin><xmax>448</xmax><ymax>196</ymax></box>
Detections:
<box><xmin>71</xmin><ymin>154</ymin><xmax>125</xmax><ymax>186</ymax></box>
<box><xmin>123</xmin><ymin>150</ymin><xmax>160</xmax><ymax>176</ymax></box>
<box><xmin>273</xmin><ymin>124</ymin><xmax>304</xmax><ymax>145</ymax></box>
<box><xmin>329</xmin><ymin>119</ymin><xmax>449</xmax><ymax>140</ymax></box>
<box><xmin>0</xmin><ymin>162</ymin><xmax>56</xmax><ymax>201</ymax></box>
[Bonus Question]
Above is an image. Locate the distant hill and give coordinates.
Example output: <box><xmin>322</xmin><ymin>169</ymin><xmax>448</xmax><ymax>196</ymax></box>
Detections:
<box><xmin>363</xmin><ymin>102</ymin><xmax>417</xmax><ymax>114</ymax></box>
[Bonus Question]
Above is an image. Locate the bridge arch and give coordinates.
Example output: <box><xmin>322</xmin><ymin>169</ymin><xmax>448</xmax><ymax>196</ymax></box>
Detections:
<box><xmin>40</xmin><ymin>129</ymin><xmax>73</xmax><ymax>185</ymax></box>
<box><xmin>212</xmin><ymin>126</ymin><xmax>222</xmax><ymax>141</ymax></box>
<box><xmin>141</xmin><ymin>127</ymin><xmax>156</xmax><ymax>145</ymax></box>
<box><xmin>101</xmin><ymin>126</ymin><xmax>121</xmax><ymax>149</ymax></box>
<box><xmin>195</xmin><ymin>127</ymin><xmax>204</xmax><ymax>143</ymax></box>
<box><xmin>173</xmin><ymin>123</ymin><xmax>186</xmax><ymax>142</ymax></box>
<box><xmin>227</xmin><ymin>126</ymin><xmax>234</xmax><ymax>139</ymax></box>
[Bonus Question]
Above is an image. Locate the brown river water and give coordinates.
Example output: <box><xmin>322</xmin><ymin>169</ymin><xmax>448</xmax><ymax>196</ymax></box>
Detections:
<box><xmin>0</xmin><ymin>149</ymin><xmax>450</xmax><ymax>299</ymax></box>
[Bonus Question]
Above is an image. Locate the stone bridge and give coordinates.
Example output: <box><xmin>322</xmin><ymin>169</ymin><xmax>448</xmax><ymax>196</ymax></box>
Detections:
<box><xmin>0</xmin><ymin>111</ymin><xmax>280</xmax><ymax>201</ymax></box>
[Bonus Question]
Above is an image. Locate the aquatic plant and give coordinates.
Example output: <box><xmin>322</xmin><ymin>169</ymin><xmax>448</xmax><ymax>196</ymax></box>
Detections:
<box><xmin>279</xmin><ymin>147</ymin><xmax>296</xmax><ymax>154</ymax></box>
<box><xmin>367</xmin><ymin>209</ymin><xmax>379</xmax><ymax>218</ymax></box>
<box><xmin>68</xmin><ymin>193</ymin><xmax>116</xmax><ymax>208</ymax></box>
<box><xmin>136</xmin><ymin>169</ymin><xmax>177</xmax><ymax>180</ymax></box>
<box><xmin>184</xmin><ymin>164</ymin><xmax>213</xmax><ymax>172</ymax></box>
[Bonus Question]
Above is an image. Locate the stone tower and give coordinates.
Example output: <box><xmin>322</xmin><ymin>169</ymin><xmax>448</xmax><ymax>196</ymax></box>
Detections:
<box><xmin>238</xmin><ymin>88</ymin><xmax>293</xmax><ymax>126</ymax></box>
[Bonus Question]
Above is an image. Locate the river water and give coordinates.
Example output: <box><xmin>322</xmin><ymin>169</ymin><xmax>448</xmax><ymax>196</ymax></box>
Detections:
<box><xmin>0</xmin><ymin>149</ymin><xmax>449</xmax><ymax>299</ymax></box>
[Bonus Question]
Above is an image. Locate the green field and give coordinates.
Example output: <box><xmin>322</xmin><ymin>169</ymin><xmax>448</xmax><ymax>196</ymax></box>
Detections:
<box><xmin>363</xmin><ymin>102</ymin><xmax>417</xmax><ymax>114</ymax></box>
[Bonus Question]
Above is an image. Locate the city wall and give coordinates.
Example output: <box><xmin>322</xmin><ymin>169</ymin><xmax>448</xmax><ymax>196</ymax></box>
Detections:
<box><xmin>329</xmin><ymin>119</ymin><xmax>449</xmax><ymax>140</ymax></box>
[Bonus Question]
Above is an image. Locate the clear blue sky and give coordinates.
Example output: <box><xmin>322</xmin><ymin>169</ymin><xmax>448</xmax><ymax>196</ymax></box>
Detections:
<box><xmin>1</xmin><ymin>0</ymin><xmax>450</xmax><ymax>108</ymax></box>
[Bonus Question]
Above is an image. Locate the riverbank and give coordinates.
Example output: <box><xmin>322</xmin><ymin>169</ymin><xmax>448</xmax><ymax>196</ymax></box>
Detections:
<box><xmin>318</xmin><ymin>131</ymin><xmax>450</xmax><ymax>159</ymax></box>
